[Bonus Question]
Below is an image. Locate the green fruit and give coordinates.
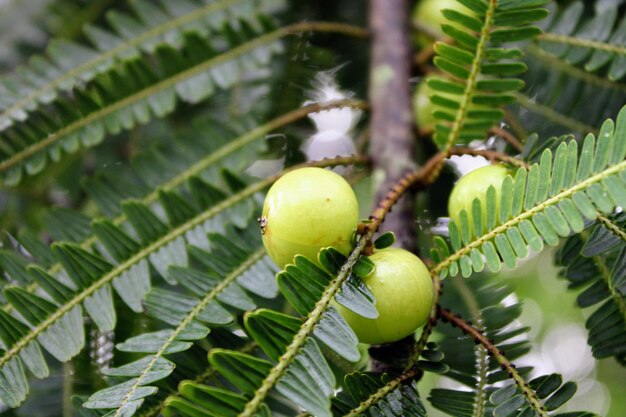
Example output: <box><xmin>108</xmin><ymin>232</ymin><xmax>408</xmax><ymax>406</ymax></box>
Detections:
<box><xmin>412</xmin><ymin>0</ymin><xmax>477</xmax><ymax>44</ymax></box>
<box><xmin>413</xmin><ymin>75</ymin><xmax>437</xmax><ymax>129</ymax></box>
<box><xmin>260</xmin><ymin>167</ymin><xmax>359</xmax><ymax>269</ymax></box>
<box><xmin>448</xmin><ymin>164</ymin><xmax>510</xmax><ymax>231</ymax></box>
<box><xmin>335</xmin><ymin>248</ymin><xmax>434</xmax><ymax>345</ymax></box>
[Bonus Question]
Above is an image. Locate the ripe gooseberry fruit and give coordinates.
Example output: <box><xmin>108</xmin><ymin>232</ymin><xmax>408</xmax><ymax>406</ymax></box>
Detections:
<box><xmin>260</xmin><ymin>167</ymin><xmax>359</xmax><ymax>269</ymax></box>
<box><xmin>448</xmin><ymin>164</ymin><xmax>510</xmax><ymax>232</ymax></box>
<box><xmin>412</xmin><ymin>0</ymin><xmax>477</xmax><ymax>45</ymax></box>
<box><xmin>335</xmin><ymin>248</ymin><xmax>434</xmax><ymax>345</ymax></box>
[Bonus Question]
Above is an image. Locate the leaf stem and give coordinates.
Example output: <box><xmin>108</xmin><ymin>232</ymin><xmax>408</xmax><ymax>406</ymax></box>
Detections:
<box><xmin>438</xmin><ymin>307</ymin><xmax>549</xmax><ymax>417</ymax></box>
<box><xmin>455</xmin><ymin>278</ymin><xmax>488</xmax><ymax>417</ymax></box>
<box><xmin>341</xmin><ymin>368</ymin><xmax>421</xmax><ymax>417</ymax></box>
<box><xmin>591</xmin><ymin>252</ymin><xmax>626</xmax><ymax>324</ymax></box>
<box><xmin>596</xmin><ymin>214</ymin><xmax>626</xmax><ymax>243</ymax></box>
<box><xmin>538</xmin><ymin>32</ymin><xmax>626</xmax><ymax>56</ymax></box>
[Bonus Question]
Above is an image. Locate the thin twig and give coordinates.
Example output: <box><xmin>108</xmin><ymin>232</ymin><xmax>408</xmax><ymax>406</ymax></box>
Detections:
<box><xmin>366</xmin><ymin>152</ymin><xmax>447</xmax><ymax>234</ymax></box>
<box><xmin>449</xmin><ymin>147</ymin><xmax>528</xmax><ymax>168</ymax></box>
<box><xmin>503</xmin><ymin>109</ymin><xmax>528</xmax><ymax>141</ymax></box>
<box><xmin>438</xmin><ymin>307</ymin><xmax>549</xmax><ymax>417</ymax></box>
<box><xmin>488</xmin><ymin>126</ymin><xmax>524</xmax><ymax>152</ymax></box>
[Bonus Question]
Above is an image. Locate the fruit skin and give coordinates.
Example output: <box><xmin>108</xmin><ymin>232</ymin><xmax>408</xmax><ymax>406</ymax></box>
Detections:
<box><xmin>413</xmin><ymin>75</ymin><xmax>437</xmax><ymax>129</ymax></box>
<box><xmin>448</xmin><ymin>164</ymin><xmax>510</xmax><ymax>230</ymax></box>
<box><xmin>413</xmin><ymin>75</ymin><xmax>458</xmax><ymax>130</ymax></box>
<box><xmin>261</xmin><ymin>167</ymin><xmax>359</xmax><ymax>269</ymax></box>
<box><xmin>335</xmin><ymin>248</ymin><xmax>434</xmax><ymax>345</ymax></box>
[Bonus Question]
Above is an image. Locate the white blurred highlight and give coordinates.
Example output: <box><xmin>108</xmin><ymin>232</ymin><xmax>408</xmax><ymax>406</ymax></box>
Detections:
<box><xmin>302</xmin><ymin>70</ymin><xmax>361</xmax><ymax>167</ymax></box>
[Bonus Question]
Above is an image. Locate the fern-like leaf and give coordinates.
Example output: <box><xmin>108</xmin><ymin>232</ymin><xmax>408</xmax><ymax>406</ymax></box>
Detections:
<box><xmin>0</xmin><ymin>15</ymin><xmax>283</xmax><ymax>185</ymax></box>
<box><xmin>428</xmin><ymin>0</ymin><xmax>548</xmax><ymax>150</ymax></box>
<box><xmin>430</xmin><ymin>106</ymin><xmax>626</xmax><ymax>278</ymax></box>
<box><xmin>331</xmin><ymin>372</ymin><xmax>427</xmax><ymax>417</ymax></box>
<box><xmin>83</xmin><ymin>226</ymin><xmax>278</xmax><ymax>417</ymax></box>
<box><xmin>517</xmin><ymin>48</ymin><xmax>620</xmax><ymax>138</ymax></box>
<box><xmin>431</xmin><ymin>275</ymin><xmax>531</xmax><ymax>416</ymax></box>
<box><xmin>0</xmin><ymin>170</ymin><xmax>258</xmax><ymax>408</ymax></box>
<box><xmin>556</xmin><ymin>220</ymin><xmax>626</xmax><ymax>364</ymax></box>
<box><xmin>164</xmin><ymin>248</ymin><xmax>378</xmax><ymax>417</ymax></box>
<box><xmin>535</xmin><ymin>1</ymin><xmax>626</xmax><ymax>82</ymax></box>
<box><xmin>432</xmin><ymin>275</ymin><xmax>597</xmax><ymax>417</ymax></box>
<box><xmin>0</xmin><ymin>0</ymin><xmax>285</xmax><ymax>130</ymax></box>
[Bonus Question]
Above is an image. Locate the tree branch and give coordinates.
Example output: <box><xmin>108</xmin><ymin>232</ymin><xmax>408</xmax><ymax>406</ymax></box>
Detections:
<box><xmin>369</xmin><ymin>0</ymin><xmax>416</xmax><ymax>251</ymax></box>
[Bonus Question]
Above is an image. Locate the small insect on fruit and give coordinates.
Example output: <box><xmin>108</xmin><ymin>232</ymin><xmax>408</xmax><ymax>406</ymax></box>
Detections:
<box><xmin>335</xmin><ymin>247</ymin><xmax>434</xmax><ymax>345</ymax></box>
<box><xmin>260</xmin><ymin>167</ymin><xmax>359</xmax><ymax>269</ymax></box>
<box><xmin>448</xmin><ymin>164</ymin><xmax>510</xmax><ymax>233</ymax></box>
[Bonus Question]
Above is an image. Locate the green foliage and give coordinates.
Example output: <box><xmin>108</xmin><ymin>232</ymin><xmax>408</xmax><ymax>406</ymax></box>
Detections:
<box><xmin>431</xmin><ymin>107</ymin><xmax>626</xmax><ymax>278</ymax></box>
<box><xmin>0</xmin><ymin>169</ymin><xmax>257</xmax><ymax>408</ymax></box>
<box><xmin>429</xmin><ymin>0</ymin><xmax>548</xmax><ymax>149</ymax></box>
<box><xmin>331</xmin><ymin>373</ymin><xmax>428</xmax><ymax>417</ymax></box>
<box><xmin>163</xmin><ymin>248</ymin><xmax>377</xmax><ymax>417</ymax></box>
<box><xmin>0</xmin><ymin>0</ymin><xmax>625</xmax><ymax>416</ymax></box>
<box><xmin>556</xmin><ymin>217</ymin><xmax>626</xmax><ymax>363</ymax></box>
<box><xmin>537</xmin><ymin>1</ymin><xmax>626</xmax><ymax>81</ymax></box>
<box><xmin>82</xmin><ymin>226</ymin><xmax>278</xmax><ymax>416</ymax></box>
<box><xmin>0</xmin><ymin>13</ymin><xmax>283</xmax><ymax>185</ymax></box>
<box><xmin>0</xmin><ymin>0</ymin><xmax>285</xmax><ymax>129</ymax></box>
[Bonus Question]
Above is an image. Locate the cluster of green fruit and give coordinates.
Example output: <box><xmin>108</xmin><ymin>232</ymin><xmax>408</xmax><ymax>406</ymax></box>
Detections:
<box><xmin>260</xmin><ymin>167</ymin><xmax>433</xmax><ymax>345</ymax></box>
<box><xmin>259</xmin><ymin>164</ymin><xmax>509</xmax><ymax>345</ymax></box>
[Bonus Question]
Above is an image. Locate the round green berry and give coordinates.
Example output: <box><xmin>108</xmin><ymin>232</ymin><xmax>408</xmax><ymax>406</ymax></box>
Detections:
<box><xmin>448</xmin><ymin>164</ymin><xmax>510</xmax><ymax>231</ymax></box>
<box><xmin>336</xmin><ymin>248</ymin><xmax>434</xmax><ymax>345</ymax></box>
<box><xmin>261</xmin><ymin>167</ymin><xmax>359</xmax><ymax>269</ymax></box>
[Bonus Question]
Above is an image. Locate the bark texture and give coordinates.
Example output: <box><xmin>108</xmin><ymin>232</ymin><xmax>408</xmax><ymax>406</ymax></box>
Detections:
<box><xmin>368</xmin><ymin>0</ymin><xmax>417</xmax><ymax>371</ymax></box>
<box><xmin>369</xmin><ymin>0</ymin><xmax>417</xmax><ymax>251</ymax></box>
